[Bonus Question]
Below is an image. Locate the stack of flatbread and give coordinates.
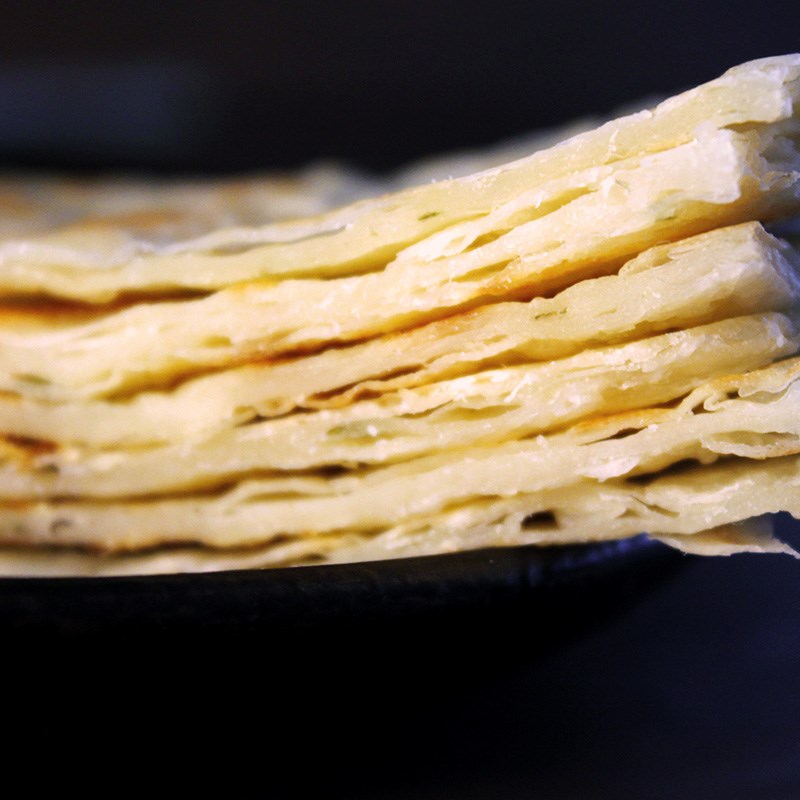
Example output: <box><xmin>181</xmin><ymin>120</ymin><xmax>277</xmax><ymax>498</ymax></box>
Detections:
<box><xmin>1</xmin><ymin>55</ymin><xmax>800</xmax><ymax>576</ymax></box>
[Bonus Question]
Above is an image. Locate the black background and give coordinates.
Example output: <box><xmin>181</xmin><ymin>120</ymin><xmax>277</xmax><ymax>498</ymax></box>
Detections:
<box><xmin>0</xmin><ymin>0</ymin><xmax>799</xmax><ymax>174</ymax></box>
<box><xmin>1</xmin><ymin>3</ymin><xmax>800</xmax><ymax>797</ymax></box>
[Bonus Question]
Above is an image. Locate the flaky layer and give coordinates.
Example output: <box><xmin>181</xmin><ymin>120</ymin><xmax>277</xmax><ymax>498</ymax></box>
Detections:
<box><xmin>2</xmin><ymin>357</ymin><xmax>800</xmax><ymax>552</ymax></box>
<box><xmin>4</xmin><ymin>128</ymin><xmax>800</xmax><ymax>401</ymax></box>
<box><xmin>2</xmin><ymin>222</ymin><xmax>797</xmax><ymax>447</ymax></box>
<box><xmin>2</xmin><ymin>312</ymin><xmax>796</xmax><ymax>498</ymax></box>
<box><xmin>2</xmin><ymin>54</ymin><xmax>799</xmax><ymax>302</ymax></box>
<box><xmin>0</xmin><ymin>455</ymin><xmax>794</xmax><ymax>577</ymax></box>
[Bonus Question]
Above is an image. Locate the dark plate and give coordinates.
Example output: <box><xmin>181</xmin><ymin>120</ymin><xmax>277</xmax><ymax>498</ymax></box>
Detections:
<box><xmin>0</xmin><ymin>535</ymin><xmax>686</xmax><ymax>645</ymax></box>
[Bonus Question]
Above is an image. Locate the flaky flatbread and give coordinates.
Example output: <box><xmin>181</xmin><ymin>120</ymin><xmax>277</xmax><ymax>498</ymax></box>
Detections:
<box><xmin>0</xmin><ymin>453</ymin><xmax>795</xmax><ymax>577</ymax></box>
<box><xmin>3</xmin><ymin>312</ymin><xmax>795</xmax><ymax>498</ymax></box>
<box><xmin>2</xmin><ymin>54</ymin><xmax>799</xmax><ymax>302</ymax></box>
<box><xmin>4</xmin><ymin>127</ymin><xmax>800</xmax><ymax>401</ymax></box>
<box><xmin>2</xmin><ymin>57</ymin><xmax>800</xmax><ymax>576</ymax></box>
<box><xmin>0</xmin><ymin>165</ymin><xmax>380</xmax><ymax>242</ymax></box>
<box><xmin>3</xmin><ymin>221</ymin><xmax>796</xmax><ymax>447</ymax></box>
<box><xmin>325</xmin><ymin>455</ymin><xmax>800</xmax><ymax>565</ymax></box>
<box><xmin>3</xmin><ymin>357</ymin><xmax>799</xmax><ymax>552</ymax></box>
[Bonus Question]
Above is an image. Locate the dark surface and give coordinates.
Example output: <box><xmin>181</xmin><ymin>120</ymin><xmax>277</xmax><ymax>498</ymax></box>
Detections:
<box><xmin>1</xmin><ymin>1</ymin><xmax>799</xmax><ymax>174</ymax></box>
<box><xmin>343</xmin><ymin>549</ymin><xmax>800</xmax><ymax>800</ymax></box>
<box><xmin>5</xmin><ymin>530</ymin><xmax>800</xmax><ymax>798</ymax></box>
<box><xmin>0</xmin><ymin>535</ymin><xmax>678</xmax><ymax>642</ymax></box>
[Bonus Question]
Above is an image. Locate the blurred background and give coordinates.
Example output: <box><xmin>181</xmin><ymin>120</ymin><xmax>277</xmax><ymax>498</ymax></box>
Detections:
<box><xmin>1</xmin><ymin>0</ymin><xmax>799</xmax><ymax>176</ymax></box>
<box><xmin>2</xmin><ymin>3</ymin><xmax>800</xmax><ymax>798</ymax></box>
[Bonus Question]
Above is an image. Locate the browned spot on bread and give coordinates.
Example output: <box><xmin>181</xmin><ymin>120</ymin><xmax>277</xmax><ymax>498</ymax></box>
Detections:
<box><xmin>0</xmin><ymin>435</ymin><xmax>57</xmax><ymax>466</ymax></box>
